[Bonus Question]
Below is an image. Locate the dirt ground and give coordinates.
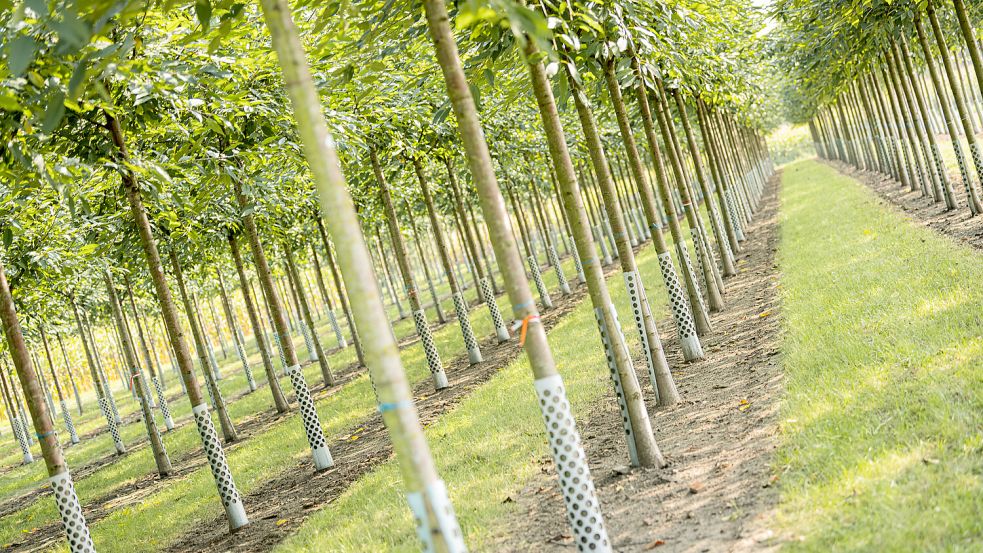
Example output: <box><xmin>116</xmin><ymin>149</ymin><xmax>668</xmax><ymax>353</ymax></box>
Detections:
<box><xmin>487</xmin><ymin>173</ymin><xmax>786</xmax><ymax>553</ymax></box>
<box><xmin>827</xmin><ymin>160</ymin><xmax>983</xmax><ymax>251</ymax></box>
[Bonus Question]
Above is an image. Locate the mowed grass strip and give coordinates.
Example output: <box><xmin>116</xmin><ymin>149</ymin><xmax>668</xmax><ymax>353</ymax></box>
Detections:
<box><xmin>272</xmin><ymin>244</ymin><xmax>672</xmax><ymax>552</ymax></box>
<box><xmin>776</xmin><ymin>160</ymin><xmax>982</xmax><ymax>551</ymax></box>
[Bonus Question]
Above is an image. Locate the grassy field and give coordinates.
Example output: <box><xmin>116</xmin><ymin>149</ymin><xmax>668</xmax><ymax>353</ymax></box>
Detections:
<box><xmin>776</xmin><ymin>160</ymin><xmax>983</xmax><ymax>551</ymax></box>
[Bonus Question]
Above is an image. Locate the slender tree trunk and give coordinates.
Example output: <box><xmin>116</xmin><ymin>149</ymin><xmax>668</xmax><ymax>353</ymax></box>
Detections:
<box><xmin>629</xmin><ymin>58</ymin><xmax>712</xmax><ymax>341</ymax></box>
<box><xmin>40</xmin><ymin>327</ymin><xmax>78</xmax><ymax>444</ymax></box>
<box><xmin>105</xmin><ymin>271</ymin><xmax>172</xmax><ymax>475</ymax></box>
<box><xmin>570</xmin><ymin>60</ymin><xmax>682</xmax><ymax>404</ymax></box>
<box><xmin>230</xmin><ymin>235</ymin><xmax>287</xmax><ymax>411</ymax></box>
<box><xmin>405</xmin><ymin>199</ymin><xmax>447</xmax><ymax>324</ymax></box>
<box><xmin>285</xmin><ymin>246</ymin><xmax>334</xmax><ymax>387</ymax></box>
<box><xmin>413</xmin><ymin>155</ymin><xmax>484</xmax><ymax>365</ymax></box>
<box><xmin>106</xmin><ymin>110</ymin><xmax>248</xmax><ymax>529</ymax></box>
<box><xmin>672</xmin><ymin>89</ymin><xmax>736</xmax><ymax>276</ymax></box>
<box><xmin>169</xmin><ymin>252</ymin><xmax>238</xmax><ymax>443</ymax></box>
<box><xmin>258</xmin><ymin>1</ymin><xmax>467</xmax><ymax>547</ymax></box>
<box><xmin>216</xmin><ymin>268</ymin><xmax>257</xmax><ymax>393</ymax></box>
<box><xmin>71</xmin><ymin>299</ymin><xmax>124</xmax><ymax>453</ymax></box>
<box><xmin>953</xmin><ymin>0</ymin><xmax>983</xmax><ymax>98</ymax></box>
<box><xmin>126</xmin><ymin>277</ymin><xmax>177</xmax><ymax>431</ymax></box>
<box><xmin>55</xmin><ymin>334</ymin><xmax>83</xmax><ymax>416</ymax></box>
<box><xmin>0</xmin><ymin>259</ymin><xmax>94</xmax><ymax>549</ymax></box>
<box><xmin>0</xmin><ymin>359</ymin><xmax>32</xmax><ymax>463</ymax></box>
<box><xmin>422</xmin><ymin>0</ymin><xmax>609</xmax><ymax>548</ymax></box>
<box><xmin>524</xmin><ymin>38</ymin><xmax>664</xmax><ymax>468</ymax></box>
<box><xmin>316</xmin><ymin>219</ymin><xmax>364</xmax><ymax>366</ymax></box>
<box><xmin>372</xmin><ymin>147</ymin><xmax>453</xmax><ymax>382</ymax></box>
<box><xmin>927</xmin><ymin>4</ymin><xmax>983</xmax><ymax>214</ymax></box>
<box><xmin>309</xmin><ymin>242</ymin><xmax>348</xmax><ymax>349</ymax></box>
<box><xmin>232</xmin><ymin>178</ymin><xmax>332</xmax><ymax>471</ymax></box>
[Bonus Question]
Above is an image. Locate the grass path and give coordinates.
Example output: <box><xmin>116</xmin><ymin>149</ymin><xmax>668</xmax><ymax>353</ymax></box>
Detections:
<box><xmin>776</xmin><ymin>160</ymin><xmax>982</xmax><ymax>551</ymax></box>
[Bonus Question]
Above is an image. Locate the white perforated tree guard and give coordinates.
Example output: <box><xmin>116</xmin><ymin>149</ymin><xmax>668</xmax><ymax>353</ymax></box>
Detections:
<box><xmin>12</xmin><ymin>416</ymin><xmax>33</xmax><ymax>464</ymax></box>
<box><xmin>273</xmin><ymin>332</ymin><xmax>287</xmax><ymax>374</ymax></box>
<box><xmin>677</xmin><ymin>242</ymin><xmax>708</xmax><ymax>317</ymax></box>
<box><xmin>593</xmin><ymin>307</ymin><xmax>639</xmax><ymax>466</ymax></box>
<box><xmin>207</xmin><ymin>342</ymin><xmax>222</xmax><ymax>381</ymax></box>
<box><xmin>527</xmin><ymin>256</ymin><xmax>553</xmax><ymax>310</ymax></box>
<box><xmin>725</xmin><ymin>190</ymin><xmax>746</xmax><ymax>242</ymax></box>
<box><xmin>535</xmin><ymin>375</ymin><xmax>612</xmax><ymax>552</ymax></box>
<box><xmin>234</xmin><ymin>341</ymin><xmax>257</xmax><ymax>393</ymax></box>
<box><xmin>300</xmin><ymin>321</ymin><xmax>317</xmax><ymax>363</ymax></box>
<box><xmin>60</xmin><ymin>400</ymin><xmax>79</xmax><ymax>445</ymax></box>
<box><xmin>285</xmin><ymin>364</ymin><xmax>334</xmax><ymax>470</ymax></box>
<box><xmin>99</xmin><ymin>397</ymin><xmax>125</xmax><ymax>454</ymax></box>
<box><xmin>50</xmin><ymin>471</ymin><xmax>94</xmax><ymax>553</ymax></box>
<box><xmin>152</xmin><ymin>377</ymin><xmax>175</xmax><ymax>431</ymax></box>
<box><xmin>479</xmin><ymin>278</ymin><xmax>510</xmax><ymax>342</ymax></box>
<box><xmin>658</xmin><ymin>252</ymin><xmax>704</xmax><ymax>361</ymax></box>
<box><xmin>327</xmin><ymin>310</ymin><xmax>347</xmax><ymax>348</ymax></box>
<box><xmin>451</xmin><ymin>293</ymin><xmax>482</xmax><ymax>364</ymax></box>
<box><xmin>406</xmin><ymin>482</ymin><xmax>468</xmax><ymax>553</ymax></box>
<box><xmin>568</xmin><ymin>236</ymin><xmax>586</xmax><ymax>283</ymax></box>
<box><xmin>548</xmin><ymin>245</ymin><xmax>571</xmax><ymax>295</ymax></box>
<box><xmin>191</xmin><ymin>403</ymin><xmax>248</xmax><ymax>529</ymax></box>
<box><xmin>413</xmin><ymin>310</ymin><xmax>448</xmax><ymax>390</ymax></box>
<box><xmin>623</xmin><ymin>271</ymin><xmax>661</xmax><ymax>394</ymax></box>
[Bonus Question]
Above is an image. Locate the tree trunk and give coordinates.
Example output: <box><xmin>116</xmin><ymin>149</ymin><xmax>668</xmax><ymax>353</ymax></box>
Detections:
<box><xmin>672</xmin><ymin>89</ymin><xmax>737</xmax><ymax>276</ymax></box>
<box><xmin>125</xmin><ymin>277</ymin><xmax>177</xmax><ymax>431</ymax></box>
<box><xmin>285</xmin><ymin>245</ymin><xmax>334</xmax><ymax>387</ymax></box>
<box><xmin>373</xmin><ymin>146</ymin><xmax>453</xmax><ymax>383</ymax></box>
<box><xmin>230</xmin><ymin>235</ymin><xmax>287</xmax><ymax>411</ymax></box>
<box><xmin>232</xmin><ymin>178</ymin><xmax>333</xmax><ymax>471</ymax></box>
<box><xmin>412</xmin><ymin>155</ymin><xmax>484</xmax><ymax>365</ymax></box>
<box><xmin>316</xmin><ymin>218</ymin><xmax>364</xmax><ymax>366</ymax></box>
<box><xmin>0</xmin><ymin>258</ymin><xmax>94</xmax><ymax>549</ymax></box>
<box><xmin>523</xmin><ymin>38</ymin><xmax>664</xmax><ymax>468</ymax></box>
<box><xmin>169</xmin><ymin>252</ymin><xmax>238</xmax><ymax>443</ymax></box>
<box><xmin>105</xmin><ymin>271</ymin><xmax>172</xmax><ymax>475</ymax></box>
<box><xmin>54</xmin><ymin>334</ymin><xmax>83</xmax><ymax>416</ymax></box>
<box><xmin>257</xmin><ymin>0</ymin><xmax>465</xmax><ymax>547</ymax></box>
<box><xmin>106</xmin><ymin>109</ymin><xmax>247</xmax><ymax>529</ymax></box>
<box><xmin>309</xmin><ymin>242</ymin><xmax>349</xmax><ymax>349</ymax></box>
<box><xmin>570</xmin><ymin>60</ymin><xmax>681</xmax><ymax>405</ymax></box>
<box><xmin>404</xmin><ymin>199</ymin><xmax>447</xmax><ymax>324</ymax></box>
<box><xmin>216</xmin><ymin>268</ymin><xmax>258</xmax><ymax>392</ymax></box>
<box><xmin>71</xmin><ymin>299</ymin><xmax>124</xmax><ymax>453</ymax></box>
<box><xmin>40</xmin><ymin>327</ymin><xmax>78</xmax><ymax>444</ymax></box>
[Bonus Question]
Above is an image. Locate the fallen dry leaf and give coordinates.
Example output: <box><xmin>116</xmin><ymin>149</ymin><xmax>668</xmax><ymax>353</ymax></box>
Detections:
<box><xmin>689</xmin><ymin>481</ymin><xmax>705</xmax><ymax>494</ymax></box>
<box><xmin>644</xmin><ymin>539</ymin><xmax>666</xmax><ymax>549</ymax></box>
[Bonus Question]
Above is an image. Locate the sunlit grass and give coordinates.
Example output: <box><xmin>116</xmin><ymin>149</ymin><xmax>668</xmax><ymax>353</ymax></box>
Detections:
<box><xmin>776</xmin><ymin>160</ymin><xmax>983</xmax><ymax>551</ymax></box>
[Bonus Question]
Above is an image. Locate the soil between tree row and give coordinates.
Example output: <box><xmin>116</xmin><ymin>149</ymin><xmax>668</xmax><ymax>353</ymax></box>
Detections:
<box><xmin>488</xmin><ymin>172</ymin><xmax>785</xmax><ymax>552</ymax></box>
<box><xmin>826</xmin><ymin>159</ymin><xmax>983</xmax><ymax>251</ymax></box>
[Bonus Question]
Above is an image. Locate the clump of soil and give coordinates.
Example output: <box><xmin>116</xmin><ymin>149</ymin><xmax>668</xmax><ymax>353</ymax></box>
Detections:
<box><xmin>487</xmin><ymin>173</ymin><xmax>787</xmax><ymax>552</ymax></box>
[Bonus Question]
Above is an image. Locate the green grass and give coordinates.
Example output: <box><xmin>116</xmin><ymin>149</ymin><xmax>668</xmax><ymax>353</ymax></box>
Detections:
<box><xmin>776</xmin><ymin>159</ymin><xmax>983</xmax><ymax>551</ymax></box>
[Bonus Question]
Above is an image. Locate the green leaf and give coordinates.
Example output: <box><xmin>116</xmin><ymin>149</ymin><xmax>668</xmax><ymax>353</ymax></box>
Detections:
<box><xmin>195</xmin><ymin>0</ymin><xmax>213</xmax><ymax>31</ymax></box>
<box><xmin>2</xmin><ymin>228</ymin><xmax>12</xmax><ymax>248</ymax></box>
<box><xmin>7</xmin><ymin>35</ymin><xmax>38</xmax><ymax>76</ymax></box>
<box><xmin>42</xmin><ymin>90</ymin><xmax>66</xmax><ymax>134</ymax></box>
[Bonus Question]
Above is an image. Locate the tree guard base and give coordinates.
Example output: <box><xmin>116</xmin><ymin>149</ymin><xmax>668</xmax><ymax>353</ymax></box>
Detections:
<box><xmin>568</xmin><ymin>236</ymin><xmax>586</xmax><ymax>283</ymax></box>
<box><xmin>99</xmin><ymin>397</ymin><xmax>126</xmax><ymax>454</ymax></box>
<box><xmin>406</xmin><ymin>480</ymin><xmax>468</xmax><ymax>553</ymax></box>
<box><xmin>534</xmin><ymin>374</ymin><xmax>611</xmax><ymax>552</ymax></box>
<box><xmin>285</xmin><ymin>364</ymin><xmax>334</xmax><ymax>471</ymax></box>
<box><xmin>593</xmin><ymin>307</ymin><xmax>639</xmax><ymax>466</ymax></box>
<box><xmin>479</xmin><ymin>278</ymin><xmax>510</xmax><ymax>343</ymax></box>
<box><xmin>657</xmin><ymin>252</ymin><xmax>705</xmax><ymax>361</ymax></box>
<box><xmin>192</xmin><ymin>403</ymin><xmax>248</xmax><ymax>530</ymax></box>
<box><xmin>60</xmin><ymin>400</ymin><xmax>79</xmax><ymax>445</ymax></box>
<box><xmin>50</xmin><ymin>471</ymin><xmax>95</xmax><ymax>553</ymax></box>
<box><xmin>452</xmin><ymin>292</ymin><xmax>482</xmax><ymax>364</ymax></box>
<box><xmin>527</xmin><ymin>256</ymin><xmax>553</xmax><ymax>310</ymax></box>
<box><xmin>413</xmin><ymin>310</ymin><xmax>449</xmax><ymax>390</ymax></box>
<box><xmin>12</xmin><ymin>416</ymin><xmax>33</xmax><ymax>464</ymax></box>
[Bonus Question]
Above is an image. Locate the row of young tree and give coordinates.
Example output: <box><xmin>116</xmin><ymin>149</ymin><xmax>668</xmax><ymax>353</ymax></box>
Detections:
<box><xmin>775</xmin><ymin>0</ymin><xmax>983</xmax><ymax>214</ymax></box>
<box><xmin>0</xmin><ymin>0</ymin><xmax>775</xmax><ymax>551</ymax></box>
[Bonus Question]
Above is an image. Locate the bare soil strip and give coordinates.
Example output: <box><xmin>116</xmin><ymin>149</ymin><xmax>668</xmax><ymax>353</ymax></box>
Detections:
<box><xmin>825</xmin><ymin>160</ymin><xmax>983</xmax><ymax>251</ymax></box>
<box><xmin>488</xmin><ymin>172</ymin><xmax>785</xmax><ymax>552</ymax></box>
